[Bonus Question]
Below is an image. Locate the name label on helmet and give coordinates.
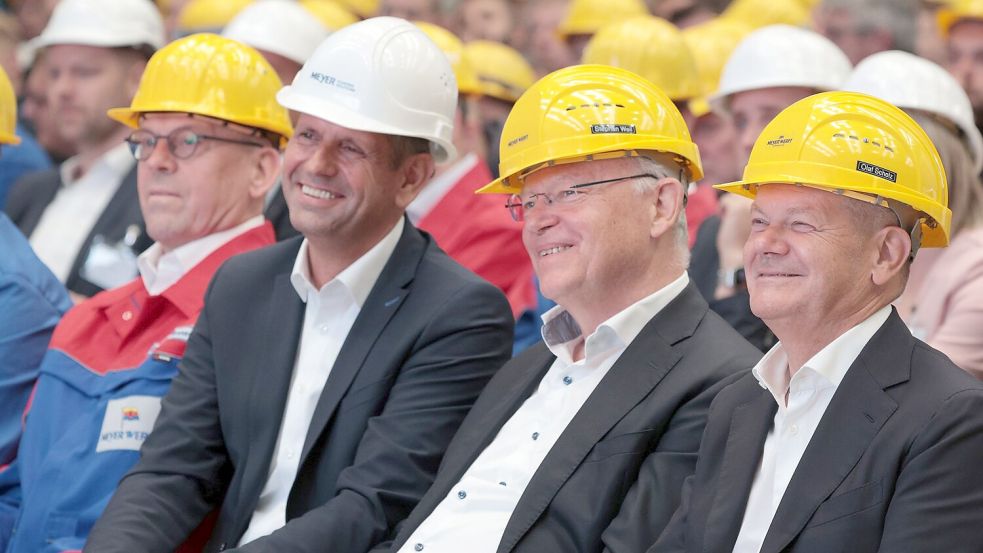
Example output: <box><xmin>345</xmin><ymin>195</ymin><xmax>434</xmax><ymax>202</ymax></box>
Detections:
<box><xmin>856</xmin><ymin>160</ymin><xmax>897</xmax><ymax>183</ymax></box>
<box><xmin>591</xmin><ymin>124</ymin><xmax>636</xmax><ymax>135</ymax></box>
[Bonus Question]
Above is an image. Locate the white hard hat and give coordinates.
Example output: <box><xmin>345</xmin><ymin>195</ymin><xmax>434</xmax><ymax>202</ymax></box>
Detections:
<box><xmin>36</xmin><ymin>0</ymin><xmax>166</xmax><ymax>51</ymax></box>
<box><xmin>277</xmin><ymin>17</ymin><xmax>457</xmax><ymax>163</ymax></box>
<box><xmin>710</xmin><ymin>24</ymin><xmax>851</xmax><ymax>113</ymax></box>
<box><xmin>223</xmin><ymin>0</ymin><xmax>330</xmax><ymax>66</ymax></box>
<box><xmin>844</xmin><ymin>50</ymin><xmax>983</xmax><ymax>174</ymax></box>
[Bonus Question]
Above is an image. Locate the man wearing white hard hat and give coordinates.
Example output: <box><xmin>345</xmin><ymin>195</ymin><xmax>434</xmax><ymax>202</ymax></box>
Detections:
<box><xmin>4</xmin><ymin>0</ymin><xmax>165</xmax><ymax>299</ymax></box>
<box><xmin>86</xmin><ymin>17</ymin><xmax>513</xmax><ymax>553</ymax></box>
<box><xmin>688</xmin><ymin>24</ymin><xmax>852</xmax><ymax>352</ymax></box>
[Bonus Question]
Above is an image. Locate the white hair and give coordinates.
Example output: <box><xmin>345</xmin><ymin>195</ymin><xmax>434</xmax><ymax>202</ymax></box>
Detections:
<box><xmin>633</xmin><ymin>154</ymin><xmax>691</xmax><ymax>269</ymax></box>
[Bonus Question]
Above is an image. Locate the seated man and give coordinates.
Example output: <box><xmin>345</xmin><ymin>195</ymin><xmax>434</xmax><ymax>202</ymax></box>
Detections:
<box><xmin>378</xmin><ymin>64</ymin><xmax>760</xmax><ymax>553</ymax></box>
<box><xmin>85</xmin><ymin>18</ymin><xmax>514</xmax><ymax>553</ymax></box>
<box><xmin>0</xmin><ymin>65</ymin><xmax>71</xmax><ymax>467</ymax></box>
<box><xmin>651</xmin><ymin>91</ymin><xmax>983</xmax><ymax>552</ymax></box>
<box><xmin>0</xmin><ymin>34</ymin><xmax>291</xmax><ymax>553</ymax></box>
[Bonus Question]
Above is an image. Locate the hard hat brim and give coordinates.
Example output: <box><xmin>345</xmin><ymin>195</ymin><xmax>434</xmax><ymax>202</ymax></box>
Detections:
<box><xmin>0</xmin><ymin>131</ymin><xmax>21</xmax><ymax>145</ymax></box>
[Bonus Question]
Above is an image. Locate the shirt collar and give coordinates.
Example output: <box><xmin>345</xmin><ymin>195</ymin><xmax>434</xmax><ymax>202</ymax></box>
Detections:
<box><xmin>290</xmin><ymin>217</ymin><xmax>405</xmax><ymax>307</ymax></box>
<box><xmin>540</xmin><ymin>272</ymin><xmax>690</xmax><ymax>365</ymax></box>
<box><xmin>59</xmin><ymin>142</ymin><xmax>134</xmax><ymax>188</ymax></box>
<box><xmin>752</xmin><ymin>304</ymin><xmax>893</xmax><ymax>406</ymax></box>
<box><xmin>138</xmin><ymin>216</ymin><xmax>265</xmax><ymax>296</ymax></box>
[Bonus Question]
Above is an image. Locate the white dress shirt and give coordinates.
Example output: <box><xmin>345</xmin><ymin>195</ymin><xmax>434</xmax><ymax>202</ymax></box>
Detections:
<box><xmin>137</xmin><ymin>216</ymin><xmax>264</xmax><ymax>295</ymax></box>
<box><xmin>731</xmin><ymin>305</ymin><xmax>892</xmax><ymax>553</ymax></box>
<box><xmin>399</xmin><ymin>273</ymin><xmax>690</xmax><ymax>553</ymax></box>
<box><xmin>238</xmin><ymin>217</ymin><xmax>404</xmax><ymax>545</ymax></box>
<box><xmin>406</xmin><ymin>153</ymin><xmax>479</xmax><ymax>224</ymax></box>
<box><xmin>29</xmin><ymin>143</ymin><xmax>135</xmax><ymax>282</ymax></box>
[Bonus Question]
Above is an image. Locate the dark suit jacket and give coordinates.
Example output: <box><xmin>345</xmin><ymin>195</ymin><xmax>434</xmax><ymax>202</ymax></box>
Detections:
<box><xmin>380</xmin><ymin>282</ymin><xmax>761</xmax><ymax>553</ymax></box>
<box><xmin>84</xmin><ymin>222</ymin><xmax>514</xmax><ymax>553</ymax></box>
<box><xmin>652</xmin><ymin>310</ymin><xmax>983</xmax><ymax>553</ymax></box>
<box><xmin>3</xmin><ymin>166</ymin><xmax>151</xmax><ymax>296</ymax></box>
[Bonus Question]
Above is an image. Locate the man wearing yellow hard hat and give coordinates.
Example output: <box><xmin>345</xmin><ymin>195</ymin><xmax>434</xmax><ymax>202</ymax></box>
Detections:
<box><xmin>376</xmin><ymin>64</ymin><xmax>759</xmax><ymax>553</ymax></box>
<box><xmin>0</xmin><ymin>33</ymin><xmax>287</xmax><ymax>553</ymax></box>
<box><xmin>650</xmin><ymin>91</ymin><xmax>983</xmax><ymax>552</ymax></box>
<box><xmin>0</xmin><ymin>65</ymin><xmax>71</xmax><ymax>529</ymax></box>
<box><xmin>940</xmin><ymin>0</ymin><xmax>983</xmax><ymax>135</ymax></box>
<box><xmin>88</xmin><ymin>17</ymin><xmax>512</xmax><ymax>553</ymax></box>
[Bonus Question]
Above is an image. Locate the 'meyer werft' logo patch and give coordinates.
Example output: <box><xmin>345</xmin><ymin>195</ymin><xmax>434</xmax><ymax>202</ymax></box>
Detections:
<box><xmin>856</xmin><ymin>160</ymin><xmax>897</xmax><ymax>183</ymax></box>
<box><xmin>591</xmin><ymin>124</ymin><xmax>636</xmax><ymax>134</ymax></box>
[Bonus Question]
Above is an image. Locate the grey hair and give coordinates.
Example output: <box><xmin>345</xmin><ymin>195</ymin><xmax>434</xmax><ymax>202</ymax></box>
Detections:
<box><xmin>818</xmin><ymin>0</ymin><xmax>918</xmax><ymax>53</ymax></box>
<box><xmin>633</xmin><ymin>154</ymin><xmax>691</xmax><ymax>269</ymax></box>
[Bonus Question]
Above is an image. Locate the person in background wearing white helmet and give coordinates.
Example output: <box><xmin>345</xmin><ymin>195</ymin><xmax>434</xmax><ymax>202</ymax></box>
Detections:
<box><xmin>939</xmin><ymin>0</ymin><xmax>983</xmax><ymax>137</ymax></box>
<box><xmin>0</xmin><ymin>63</ymin><xmax>71</xmax><ymax>490</ymax></box>
<box><xmin>0</xmin><ymin>33</ymin><xmax>287</xmax><ymax>553</ymax></box>
<box><xmin>223</xmin><ymin>0</ymin><xmax>331</xmax><ymax>242</ymax></box>
<box><xmin>373</xmin><ymin>63</ymin><xmax>759</xmax><ymax>553</ymax></box>
<box><xmin>688</xmin><ymin>24</ymin><xmax>851</xmax><ymax>352</ymax></box>
<box><xmin>86</xmin><ymin>17</ymin><xmax>513</xmax><ymax>553</ymax></box>
<box><xmin>379</xmin><ymin>0</ymin><xmax>443</xmax><ymax>25</ymax></box>
<box><xmin>649</xmin><ymin>90</ymin><xmax>983</xmax><ymax>553</ymax></box>
<box><xmin>845</xmin><ymin>49</ymin><xmax>983</xmax><ymax>379</ymax></box>
<box><xmin>4</xmin><ymin>0</ymin><xmax>165</xmax><ymax>300</ymax></box>
<box><xmin>812</xmin><ymin>0</ymin><xmax>918</xmax><ymax>65</ymax></box>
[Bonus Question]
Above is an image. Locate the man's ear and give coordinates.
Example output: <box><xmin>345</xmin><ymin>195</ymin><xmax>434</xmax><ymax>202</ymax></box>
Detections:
<box><xmin>394</xmin><ymin>152</ymin><xmax>435</xmax><ymax>210</ymax></box>
<box><xmin>248</xmin><ymin>147</ymin><xmax>282</xmax><ymax>201</ymax></box>
<box><xmin>649</xmin><ymin>177</ymin><xmax>686</xmax><ymax>239</ymax></box>
<box><xmin>870</xmin><ymin>225</ymin><xmax>911</xmax><ymax>286</ymax></box>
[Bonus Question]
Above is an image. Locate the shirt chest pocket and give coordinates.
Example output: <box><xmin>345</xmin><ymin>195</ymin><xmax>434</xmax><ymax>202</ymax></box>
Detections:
<box><xmin>806</xmin><ymin>480</ymin><xmax>884</xmax><ymax>528</ymax></box>
<box><xmin>585</xmin><ymin>429</ymin><xmax>659</xmax><ymax>462</ymax></box>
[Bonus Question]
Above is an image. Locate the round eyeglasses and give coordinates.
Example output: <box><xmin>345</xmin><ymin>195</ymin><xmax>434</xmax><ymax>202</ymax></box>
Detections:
<box><xmin>504</xmin><ymin>173</ymin><xmax>660</xmax><ymax>222</ymax></box>
<box><xmin>125</xmin><ymin>128</ymin><xmax>265</xmax><ymax>161</ymax></box>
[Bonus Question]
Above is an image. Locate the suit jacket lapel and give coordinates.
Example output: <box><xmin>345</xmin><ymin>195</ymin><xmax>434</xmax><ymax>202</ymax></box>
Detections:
<box><xmin>702</xmin><ymin>386</ymin><xmax>776</xmax><ymax>553</ymax></box>
<box><xmin>237</xmin><ymin>250</ymin><xmax>307</xmax><ymax>529</ymax></box>
<box><xmin>497</xmin><ymin>283</ymin><xmax>705</xmax><ymax>553</ymax></box>
<box><xmin>297</xmin><ymin>221</ymin><xmax>423</xmax><ymax>465</ymax></box>
<box><xmin>759</xmin><ymin>312</ymin><xmax>909</xmax><ymax>553</ymax></box>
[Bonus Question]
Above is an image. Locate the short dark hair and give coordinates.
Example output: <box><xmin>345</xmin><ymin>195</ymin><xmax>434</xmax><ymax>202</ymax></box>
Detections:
<box><xmin>388</xmin><ymin>135</ymin><xmax>431</xmax><ymax>169</ymax></box>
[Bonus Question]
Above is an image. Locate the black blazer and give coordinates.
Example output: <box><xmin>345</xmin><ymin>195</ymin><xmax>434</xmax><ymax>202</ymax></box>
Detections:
<box><xmin>652</xmin><ymin>310</ymin><xmax>983</xmax><ymax>553</ymax></box>
<box><xmin>381</xmin><ymin>282</ymin><xmax>761</xmax><ymax>553</ymax></box>
<box><xmin>84</xmin><ymin>222</ymin><xmax>514</xmax><ymax>552</ymax></box>
<box><xmin>4</xmin><ymin>166</ymin><xmax>151</xmax><ymax>296</ymax></box>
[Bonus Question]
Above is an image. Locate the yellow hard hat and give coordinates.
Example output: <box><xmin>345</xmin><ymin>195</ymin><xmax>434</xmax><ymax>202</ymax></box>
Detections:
<box><xmin>108</xmin><ymin>33</ymin><xmax>293</xmax><ymax>148</ymax></box>
<box><xmin>720</xmin><ymin>0</ymin><xmax>811</xmax><ymax>29</ymax></box>
<box><xmin>177</xmin><ymin>0</ymin><xmax>254</xmax><ymax>33</ymax></box>
<box><xmin>938</xmin><ymin>0</ymin><xmax>983</xmax><ymax>36</ymax></box>
<box><xmin>0</xmin><ymin>66</ymin><xmax>20</xmax><ymax>146</ymax></box>
<box><xmin>335</xmin><ymin>0</ymin><xmax>378</xmax><ymax>18</ymax></box>
<box><xmin>415</xmin><ymin>22</ymin><xmax>482</xmax><ymax>96</ymax></box>
<box><xmin>463</xmin><ymin>40</ymin><xmax>535</xmax><ymax>103</ymax></box>
<box><xmin>716</xmin><ymin>91</ymin><xmax>951</xmax><ymax>247</ymax></box>
<box><xmin>582</xmin><ymin>16</ymin><xmax>701</xmax><ymax>102</ymax></box>
<box><xmin>557</xmin><ymin>0</ymin><xmax>648</xmax><ymax>38</ymax></box>
<box><xmin>478</xmin><ymin>64</ymin><xmax>703</xmax><ymax>194</ymax></box>
<box><xmin>299</xmin><ymin>0</ymin><xmax>359</xmax><ymax>31</ymax></box>
<box><xmin>682</xmin><ymin>17</ymin><xmax>752</xmax><ymax>116</ymax></box>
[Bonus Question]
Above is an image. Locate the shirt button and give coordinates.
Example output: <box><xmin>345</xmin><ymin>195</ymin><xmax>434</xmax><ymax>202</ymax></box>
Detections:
<box><xmin>457</xmin><ymin>490</ymin><xmax>467</xmax><ymax>499</ymax></box>
<box><xmin>790</xmin><ymin>424</ymin><xmax>799</xmax><ymax>435</ymax></box>
<box><xmin>414</xmin><ymin>544</ymin><xmax>424</xmax><ymax>552</ymax></box>
<box><xmin>286</xmin><ymin>450</ymin><xmax>295</xmax><ymax>460</ymax></box>
<box><xmin>499</xmin><ymin>481</ymin><xmax>507</xmax><ymax>486</ymax></box>
<box><xmin>531</xmin><ymin>432</ymin><xmax>540</xmax><ymax>440</ymax></box>
<box><xmin>122</xmin><ymin>310</ymin><xmax>133</xmax><ymax>321</ymax></box>
<box><xmin>562</xmin><ymin>375</ymin><xmax>573</xmax><ymax>385</ymax></box>
<box><xmin>319</xmin><ymin>324</ymin><xmax>330</xmax><ymax>333</ymax></box>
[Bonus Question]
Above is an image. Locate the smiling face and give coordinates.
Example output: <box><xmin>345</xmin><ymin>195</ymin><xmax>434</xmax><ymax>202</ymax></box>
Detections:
<box><xmin>744</xmin><ymin>184</ymin><xmax>889</xmax><ymax>339</ymax></box>
<box><xmin>521</xmin><ymin>156</ymin><xmax>670</xmax><ymax>324</ymax></box>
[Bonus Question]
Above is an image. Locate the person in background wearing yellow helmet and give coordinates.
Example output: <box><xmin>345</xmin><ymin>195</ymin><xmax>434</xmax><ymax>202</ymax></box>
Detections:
<box><xmin>299</xmin><ymin>0</ymin><xmax>360</xmax><ymax>31</ymax></box>
<box><xmin>688</xmin><ymin>24</ymin><xmax>851</xmax><ymax>352</ymax></box>
<box><xmin>844</xmin><ymin>50</ymin><xmax>983</xmax><ymax>379</ymax></box>
<box><xmin>0</xmin><ymin>32</ymin><xmax>286</xmax><ymax>553</ymax></box>
<box><xmin>224</xmin><ymin>0</ymin><xmax>331</xmax><ymax>241</ymax></box>
<box><xmin>173</xmin><ymin>0</ymin><xmax>253</xmax><ymax>36</ymax></box>
<box><xmin>412</xmin><ymin>22</ymin><xmax>536</xmax><ymax>336</ymax></box>
<box><xmin>649</xmin><ymin>90</ymin><xmax>983</xmax><ymax>553</ymax></box>
<box><xmin>645</xmin><ymin>0</ymin><xmax>722</xmax><ymax>28</ymax></box>
<box><xmin>812</xmin><ymin>0</ymin><xmax>918</xmax><ymax>65</ymax></box>
<box><xmin>557</xmin><ymin>0</ymin><xmax>648</xmax><ymax>60</ymax></box>
<box><xmin>372</xmin><ymin>64</ymin><xmax>759</xmax><ymax>553</ymax></box>
<box><xmin>452</xmin><ymin>0</ymin><xmax>513</xmax><ymax>42</ymax></box>
<box><xmin>4</xmin><ymin>0</ymin><xmax>164</xmax><ymax>300</ymax></box>
<box><xmin>940</xmin><ymin>0</ymin><xmax>983</xmax><ymax>137</ymax></box>
<box><xmin>0</xmin><ymin>63</ymin><xmax>71</xmax><ymax>504</ymax></box>
<box><xmin>379</xmin><ymin>0</ymin><xmax>442</xmax><ymax>24</ymax></box>
<box><xmin>87</xmin><ymin>17</ymin><xmax>513</xmax><ymax>553</ymax></box>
